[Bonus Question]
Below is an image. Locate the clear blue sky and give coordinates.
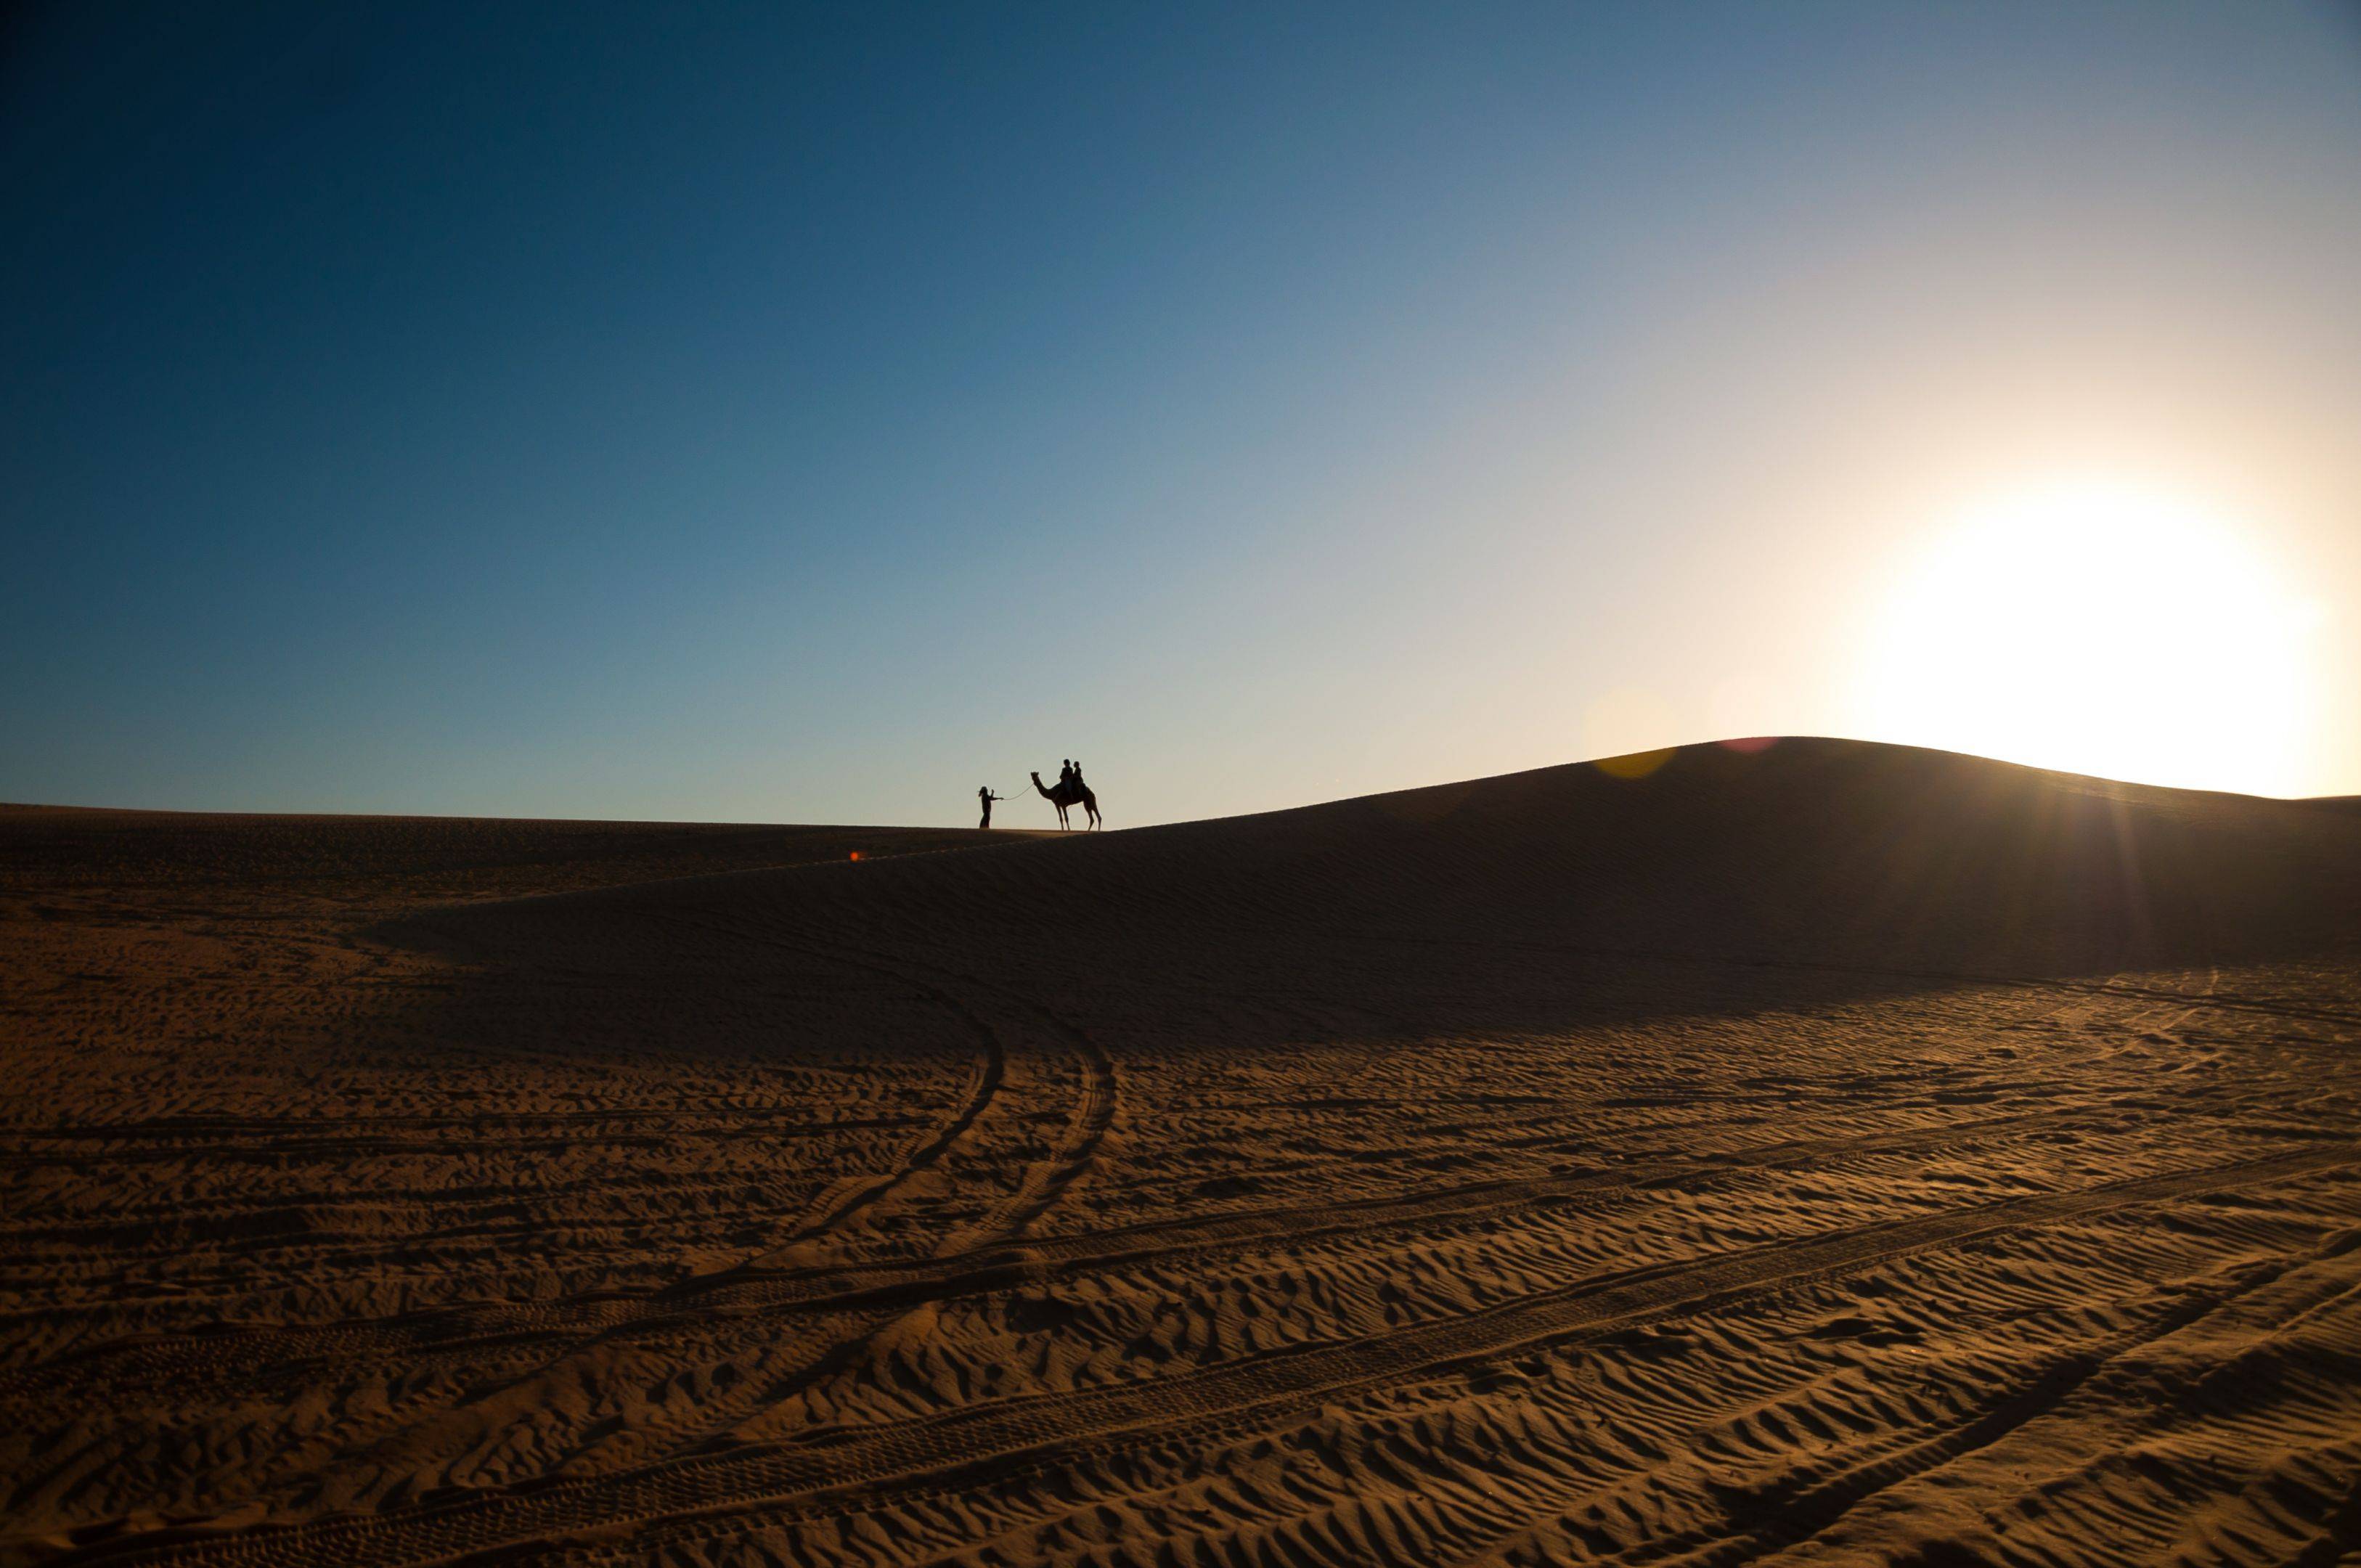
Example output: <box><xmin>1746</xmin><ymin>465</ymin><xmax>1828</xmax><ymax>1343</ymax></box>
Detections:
<box><xmin>9</xmin><ymin>3</ymin><xmax>2360</xmax><ymax>825</ymax></box>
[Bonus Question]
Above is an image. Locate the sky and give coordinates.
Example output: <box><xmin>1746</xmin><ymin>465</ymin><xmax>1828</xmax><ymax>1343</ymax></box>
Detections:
<box><xmin>7</xmin><ymin>1</ymin><xmax>2359</xmax><ymax>827</ymax></box>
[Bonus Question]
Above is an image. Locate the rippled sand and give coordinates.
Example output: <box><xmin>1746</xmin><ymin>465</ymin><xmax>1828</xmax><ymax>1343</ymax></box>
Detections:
<box><xmin>6</xmin><ymin>739</ymin><xmax>2360</xmax><ymax>1567</ymax></box>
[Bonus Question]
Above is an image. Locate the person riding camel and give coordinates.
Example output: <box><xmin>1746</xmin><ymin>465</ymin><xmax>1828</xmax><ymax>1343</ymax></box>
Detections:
<box><xmin>1032</xmin><ymin>762</ymin><xmax>1101</xmax><ymax>830</ymax></box>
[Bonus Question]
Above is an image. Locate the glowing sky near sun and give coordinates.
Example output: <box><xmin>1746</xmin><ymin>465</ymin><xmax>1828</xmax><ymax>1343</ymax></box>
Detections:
<box><xmin>1853</xmin><ymin>483</ymin><xmax>2324</xmax><ymax>796</ymax></box>
<box><xmin>6</xmin><ymin>4</ymin><xmax>2359</xmax><ymax>824</ymax></box>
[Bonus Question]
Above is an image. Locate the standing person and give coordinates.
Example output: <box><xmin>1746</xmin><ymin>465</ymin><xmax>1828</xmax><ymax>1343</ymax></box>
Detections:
<box><xmin>977</xmin><ymin>785</ymin><xmax>1004</xmax><ymax>829</ymax></box>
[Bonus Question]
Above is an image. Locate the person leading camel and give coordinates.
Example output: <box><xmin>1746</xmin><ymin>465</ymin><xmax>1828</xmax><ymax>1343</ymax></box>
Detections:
<box><xmin>977</xmin><ymin>785</ymin><xmax>1004</xmax><ymax>829</ymax></box>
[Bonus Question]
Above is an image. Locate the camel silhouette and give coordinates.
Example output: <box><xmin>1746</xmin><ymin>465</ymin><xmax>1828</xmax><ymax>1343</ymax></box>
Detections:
<box><xmin>1031</xmin><ymin>770</ymin><xmax>1101</xmax><ymax>831</ymax></box>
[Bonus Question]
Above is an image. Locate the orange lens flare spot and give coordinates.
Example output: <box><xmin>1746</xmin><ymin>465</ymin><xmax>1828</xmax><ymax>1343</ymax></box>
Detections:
<box><xmin>848</xmin><ymin>851</ymin><xmax>863</xmax><ymax>861</ymax></box>
<box><xmin>1594</xmin><ymin>748</ymin><xmax>1676</xmax><ymax>780</ymax></box>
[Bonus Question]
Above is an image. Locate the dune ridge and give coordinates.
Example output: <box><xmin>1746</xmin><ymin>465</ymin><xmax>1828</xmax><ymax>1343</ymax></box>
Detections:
<box><xmin>4</xmin><ymin>738</ymin><xmax>2360</xmax><ymax>1567</ymax></box>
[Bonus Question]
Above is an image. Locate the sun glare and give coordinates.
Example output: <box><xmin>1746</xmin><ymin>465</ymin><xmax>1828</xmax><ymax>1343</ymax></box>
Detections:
<box><xmin>1858</xmin><ymin>483</ymin><xmax>2317</xmax><ymax>796</ymax></box>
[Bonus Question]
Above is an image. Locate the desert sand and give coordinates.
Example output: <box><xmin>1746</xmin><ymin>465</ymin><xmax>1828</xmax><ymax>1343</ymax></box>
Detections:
<box><xmin>4</xmin><ymin>738</ymin><xmax>2360</xmax><ymax>1567</ymax></box>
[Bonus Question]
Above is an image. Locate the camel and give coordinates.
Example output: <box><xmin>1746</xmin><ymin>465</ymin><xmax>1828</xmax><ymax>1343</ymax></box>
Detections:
<box><xmin>1031</xmin><ymin>770</ymin><xmax>1101</xmax><ymax>830</ymax></box>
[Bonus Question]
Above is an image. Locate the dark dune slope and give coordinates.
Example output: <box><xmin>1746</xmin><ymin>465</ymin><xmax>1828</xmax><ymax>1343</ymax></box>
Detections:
<box><xmin>417</xmin><ymin>736</ymin><xmax>2361</xmax><ymax>989</ymax></box>
<box><xmin>0</xmin><ymin>804</ymin><xmax>1003</xmax><ymax>908</ymax></box>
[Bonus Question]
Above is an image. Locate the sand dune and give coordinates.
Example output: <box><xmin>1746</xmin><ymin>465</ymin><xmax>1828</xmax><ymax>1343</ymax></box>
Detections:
<box><xmin>5</xmin><ymin>738</ymin><xmax>2360</xmax><ymax>1567</ymax></box>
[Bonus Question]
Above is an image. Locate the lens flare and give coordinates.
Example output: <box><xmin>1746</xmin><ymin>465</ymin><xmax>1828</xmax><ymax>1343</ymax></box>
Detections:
<box><xmin>1584</xmin><ymin>687</ymin><xmax>1681</xmax><ymax>778</ymax></box>
<box><xmin>1594</xmin><ymin>748</ymin><xmax>1677</xmax><ymax>779</ymax></box>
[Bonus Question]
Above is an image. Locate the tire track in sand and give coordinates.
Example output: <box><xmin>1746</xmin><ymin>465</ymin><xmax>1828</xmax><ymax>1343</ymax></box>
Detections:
<box><xmin>640</xmin><ymin>916</ymin><xmax>1120</xmax><ymax>1262</ymax></box>
<box><xmin>4</xmin><ymin>926</ymin><xmax>1119</xmax><ymax>1558</ymax></box>
<box><xmin>7</xmin><ymin>926</ymin><xmax>2219</xmax><ymax>1407</ymax></box>
<box><xmin>0</xmin><ymin>1093</ymin><xmax>2172</xmax><ymax>1413</ymax></box>
<box><xmin>1475</xmin><ymin>1228</ymin><xmax>2341</xmax><ymax>1568</ymax></box>
<box><xmin>57</xmin><ymin>1142</ymin><xmax>2357</xmax><ymax>1568</ymax></box>
<box><xmin>585</xmin><ymin>930</ymin><xmax>1122</xmax><ymax>1467</ymax></box>
<box><xmin>272</xmin><ymin>924</ymin><xmax>1122</xmax><ymax>1496</ymax></box>
<box><xmin>920</xmin><ymin>968</ymin><xmax>1117</xmax><ymax>1255</ymax></box>
<box><xmin>0</xmin><ymin>919</ymin><xmax>1017</xmax><ymax>1518</ymax></box>
<box><xmin>643</xmin><ymin>917</ymin><xmax>1013</xmax><ymax>1269</ymax></box>
<box><xmin>195</xmin><ymin>920</ymin><xmax>1036</xmax><ymax>1517</ymax></box>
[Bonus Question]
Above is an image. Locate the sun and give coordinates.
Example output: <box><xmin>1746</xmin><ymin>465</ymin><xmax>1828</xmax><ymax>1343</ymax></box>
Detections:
<box><xmin>1856</xmin><ymin>482</ymin><xmax>2317</xmax><ymax>796</ymax></box>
